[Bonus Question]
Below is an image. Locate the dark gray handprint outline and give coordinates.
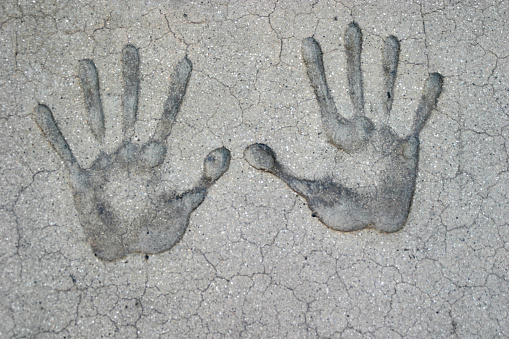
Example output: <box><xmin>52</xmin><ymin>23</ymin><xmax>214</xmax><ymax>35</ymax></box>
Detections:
<box><xmin>245</xmin><ymin>22</ymin><xmax>443</xmax><ymax>233</ymax></box>
<box><xmin>34</xmin><ymin>45</ymin><xmax>230</xmax><ymax>261</ymax></box>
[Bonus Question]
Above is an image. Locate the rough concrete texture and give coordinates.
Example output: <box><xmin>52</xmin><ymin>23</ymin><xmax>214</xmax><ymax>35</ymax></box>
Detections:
<box><xmin>0</xmin><ymin>0</ymin><xmax>508</xmax><ymax>337</ymax></box>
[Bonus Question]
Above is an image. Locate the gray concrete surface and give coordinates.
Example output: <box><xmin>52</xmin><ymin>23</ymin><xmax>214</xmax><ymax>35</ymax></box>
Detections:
<box><xmin>1</xmin><ymin>0</ymin><xmax>508</xmax><ymax>337</ymax></box>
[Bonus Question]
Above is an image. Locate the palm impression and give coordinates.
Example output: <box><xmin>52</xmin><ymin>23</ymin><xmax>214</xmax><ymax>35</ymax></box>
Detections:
<box><xmin>245</xmin><ymin>22</ymin><xmax>443</xmax><ymax>232</ymax></box>
<box><xmin>34</xmin><ymin>45</ymin><xmax>230</xmax><ymax>261</ymax></box>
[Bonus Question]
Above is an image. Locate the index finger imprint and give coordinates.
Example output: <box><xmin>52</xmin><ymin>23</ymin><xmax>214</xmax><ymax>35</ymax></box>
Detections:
<box><xmin>153</xmin><ymin>57</ymin><xmax>192</xmax><ymax>143</ymax></box>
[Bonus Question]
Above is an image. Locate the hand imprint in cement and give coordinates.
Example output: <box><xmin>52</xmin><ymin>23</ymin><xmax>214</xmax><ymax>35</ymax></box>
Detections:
<box><xmin>245</xmin><ymin>22</ymin><xmax>442</xmax><ymax>232</ymax></box>
<box><xmin>34</xmin><ymin>45</ymin><xmax>230</xmax><ymax>260</ymax></box>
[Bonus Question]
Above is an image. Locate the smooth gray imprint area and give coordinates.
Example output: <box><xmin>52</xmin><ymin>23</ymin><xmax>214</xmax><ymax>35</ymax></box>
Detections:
<box><xmin>245</xmin><ymin>22</ymin><xmax>443</xmax><ymax>233</ymax></box>
<box><xmin>34</xmin><ymin>45</ymin><xmax>231</xmax><ymax>261</ymax></box>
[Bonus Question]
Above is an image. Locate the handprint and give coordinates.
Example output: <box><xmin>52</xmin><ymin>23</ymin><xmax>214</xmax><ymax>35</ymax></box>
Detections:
<box><xmin>34</xmin><ymin>45</ymin><xmax>230</xmax><ymax>261</ymax></box>
<box><xmin>245</xmin><ymin>22</ymin><xmax>442</xmax><ymax>232</ymax></box>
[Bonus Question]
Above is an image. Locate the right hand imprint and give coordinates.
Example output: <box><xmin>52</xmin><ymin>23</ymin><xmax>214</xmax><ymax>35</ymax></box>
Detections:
<box><xmin>34</xmin><ymin>45</ymin><xmax>230</xmax><ymax>261</ymax></box>
<box><xmin>245</xmin><ymin>22</ymin><xmax>443</xmax><ymax>233</ymax></box>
